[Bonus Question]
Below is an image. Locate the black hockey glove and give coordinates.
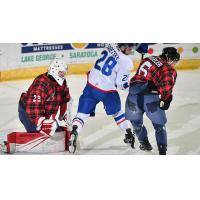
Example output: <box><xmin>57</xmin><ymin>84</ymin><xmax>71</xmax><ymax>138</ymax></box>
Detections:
<box><xmin>90</xmin><ymin>112</ymin><xmax>95</xmax><ymax>117</ymax></box>
<box><xmin>159</xmin><ymin>96</ymin><xmax>173</xmax><ymax>110</ymax></box>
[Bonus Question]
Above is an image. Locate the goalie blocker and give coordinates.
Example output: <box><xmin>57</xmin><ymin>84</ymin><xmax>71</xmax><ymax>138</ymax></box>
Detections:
<box><xmin>1</xmin><ymin>126</ymin><xmax>71</xmax><ymax>154</ymax></box>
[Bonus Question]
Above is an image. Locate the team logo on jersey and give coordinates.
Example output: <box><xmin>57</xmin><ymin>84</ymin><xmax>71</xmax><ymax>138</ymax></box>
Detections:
<box><xmin>71</xmin><ymin>43</ymin><xmax>88</xmax><ymax>49</ymax></box>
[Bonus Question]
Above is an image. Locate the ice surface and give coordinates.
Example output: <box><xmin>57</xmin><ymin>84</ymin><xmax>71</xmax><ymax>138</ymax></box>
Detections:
<box><xmin>0</xmin><ymin>70</ymin><xmax>200</xmax><ymax>155</ymax></box>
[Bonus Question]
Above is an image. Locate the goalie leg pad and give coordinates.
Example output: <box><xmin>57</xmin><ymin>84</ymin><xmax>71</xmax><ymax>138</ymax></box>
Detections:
<box><xmin>4</xmin><ymin>127</ymin><xmax>70</xmax><ymax>154</ymax></box>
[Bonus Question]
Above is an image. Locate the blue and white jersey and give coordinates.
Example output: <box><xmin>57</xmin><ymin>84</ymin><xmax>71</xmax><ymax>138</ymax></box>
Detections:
<box><xmin>88</xmin><ymin>43</ymin><xmax>134</xmax><ymax>92</ymax></box>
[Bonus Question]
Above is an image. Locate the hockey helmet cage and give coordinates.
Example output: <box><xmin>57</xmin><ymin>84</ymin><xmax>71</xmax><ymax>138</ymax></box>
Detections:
<box><xmin>48</xmin><ymin>58</ymin><xmax>68</xmax><ymax>86</ymax></box>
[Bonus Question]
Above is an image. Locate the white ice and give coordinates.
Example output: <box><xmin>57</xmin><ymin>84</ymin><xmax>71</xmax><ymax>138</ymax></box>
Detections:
<box><xmin>0</xmin><ymin>70</ymin><xmax>200</xmax><ymax>155</ymax></box>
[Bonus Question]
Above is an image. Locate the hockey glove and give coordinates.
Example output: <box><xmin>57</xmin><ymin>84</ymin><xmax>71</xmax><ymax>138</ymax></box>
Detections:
<box><xmin>90</xmin><ymin>112</ymin><xmax>96</xmax><ymax>117</ymax></box>
<box><xmin>62</xmin><ymin>114</ymin><xmax>72</xmax><ymax>129</ymax></box>
<box><xmin>37</xmin><ymin>117</ymin><xmax>57</xmax><ymax>136</ymax></box>
<box><xmin>59</xmin><ymin>98</ymin><xmax>73</xmax><ymax>129</ymax></box>
<box><xmin>136</xmin><ymin>43</ymin><xmax>149</xmax><ymax>54</ymax></box>
<box><xmin>159</xmin><ymin>96</ymin><xmax>173</xmax><ymax>110</ymax></box>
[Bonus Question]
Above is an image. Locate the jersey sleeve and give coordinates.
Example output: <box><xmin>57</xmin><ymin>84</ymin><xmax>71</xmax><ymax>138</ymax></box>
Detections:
<box><xmin>60</xmin><ymin>81</ymin><xmax>71</xmax><ymax>105</ymax></box>
<box><xmin>157</xmin><ymin>66</ymin><xmax>177</xmax><ymax>101</ymax></box>
<box><xmin>59</xmin><ymin>81</ymin><xmax>71</xmax><ymax>117</ymax></box>
<box><xmin>115</xmin><ymin>57</ymin><xmax>133</xmax><ymax>90</ymax></box>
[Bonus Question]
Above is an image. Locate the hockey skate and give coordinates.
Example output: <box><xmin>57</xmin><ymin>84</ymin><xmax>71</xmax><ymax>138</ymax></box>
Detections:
<box><xmin>124</xmin><ymin>128</ymin><xmax>135</xmax><ymax>148</ymax></box>
<box><xmin>0</xmin><ymin>142</ymin><xmax>4</xmax><ymax>153</ymax></box>
<box><xmin>158</xmin><ymin>144</ymin><xmax>167</xmax><ymax>155</ymax></box>
<box><xmin>139</xmin><ymin>137</ymin><xmax>153</xmax><ymax>151</ymax></box>
<box><xmin>0</xmin><ymin>141</ymin><xmax>9</xmax><ymax>153</ymax></box>
<box><xmin>68</xmin><ymin>125</ymin><xmax>78</xmax><ymax>153</ymax></box>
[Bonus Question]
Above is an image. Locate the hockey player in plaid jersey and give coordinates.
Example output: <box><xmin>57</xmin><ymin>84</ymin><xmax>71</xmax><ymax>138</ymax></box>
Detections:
<box><xmin>125</xmin><ymin>47</ymin><xmax>180</xmax><ymax>155</ymax></box>
<box><xmin>18</xmin><ymin>58</ymin><xmax>72</xmax><ymax>136</ymax></box>
<box><xmin>0</xmin><ymin>58</ymin><xmax>73</xmax><ymax>154</ymax></box>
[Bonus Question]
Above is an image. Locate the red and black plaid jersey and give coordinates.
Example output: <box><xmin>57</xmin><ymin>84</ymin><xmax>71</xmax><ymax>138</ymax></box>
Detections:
<box><xmin>19</xmin><ymin>73</ymin><xmax>71</xmax><ymax>125</ymax></box>
<box><xmin>130</xmin><ymin>56</ymin><xmax>177</xmax><ymax>101</ymax></box>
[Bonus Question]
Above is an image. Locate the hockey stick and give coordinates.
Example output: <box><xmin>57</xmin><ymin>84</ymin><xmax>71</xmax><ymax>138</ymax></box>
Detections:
<box><xmin>141</xmin><ymin>53</ymin><xmax>145</xmax><ymax>61</ymax></box>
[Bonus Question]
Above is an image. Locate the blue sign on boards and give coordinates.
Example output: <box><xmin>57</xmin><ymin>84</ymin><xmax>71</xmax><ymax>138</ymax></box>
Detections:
<box><xmin>21</xmin><ymin>43</ymin><xmax>106</xmax><ymax>54</ymax></box>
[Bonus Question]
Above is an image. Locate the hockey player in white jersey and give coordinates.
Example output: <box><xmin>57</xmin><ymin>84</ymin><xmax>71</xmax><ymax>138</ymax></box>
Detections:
<box><xmin>69</xmin><ymin>43</ymin><xmax>146</xmax><ymax>153</ymax></box>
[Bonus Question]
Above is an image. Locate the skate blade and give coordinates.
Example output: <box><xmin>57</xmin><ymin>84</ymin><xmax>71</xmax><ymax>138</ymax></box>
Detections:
<box><xmin>0</xmin><ymin>144</ymin><xmax>3</xmax><ymax>153</ymax></box>
<box><xmin>124</xmin><ymin>140</ymin><xmax>135</xmax><ymax>149</ymax></box>
<box><xmin>0</xmin><ymin>142</ymin><xmax>7</xmax><ymax>153</ymax></box>
<box><xmin>131</xmin><ymin>143</ymin><xmax>135</xmax><ymax>149</ymax></box>
<box><xmin>124</xmin><ymin>142</ymin><xmax>135</xmax><ymax>149</ymax></box>
<box><xmin>139</xmin><ymin>147</ymin><xmax>153</xmax><ymax>152</ymax></box>
<box><xmin>68</xmin><ymin>134</ymin><xmax>76</xmax><ymax>154</ymax></box>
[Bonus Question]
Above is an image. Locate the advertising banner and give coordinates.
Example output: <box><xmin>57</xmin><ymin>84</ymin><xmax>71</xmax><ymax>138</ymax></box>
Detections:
<box><xmin>0</xmin><ymin>43</ymin><xmax>200</xmax><ymax>81</ymax></box>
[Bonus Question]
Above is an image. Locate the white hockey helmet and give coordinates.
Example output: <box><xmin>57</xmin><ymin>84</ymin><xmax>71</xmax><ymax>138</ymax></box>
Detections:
<box><xmin>48</xmin><ymin>58</ymin><xmax>68</xmax><ymax>86</ymax></box>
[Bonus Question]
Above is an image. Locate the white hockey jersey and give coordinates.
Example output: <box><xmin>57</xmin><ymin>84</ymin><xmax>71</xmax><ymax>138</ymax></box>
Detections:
<box><xmin>88</xmin><ymin>43</ymin><xmax>134</xmax><ymax>92</ymax></box>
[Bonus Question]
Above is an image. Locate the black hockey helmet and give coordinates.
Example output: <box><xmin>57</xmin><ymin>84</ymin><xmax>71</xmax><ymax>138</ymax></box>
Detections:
<box><xmin>117</xmin><ymin>43</ymin><xmax>135</xmax><ymax>55</ymax></box>
<box><xmin>161</xmin><ymin>47</ymin><xmax>180</xmax><ymax>62</ymax></box>
<box><xmin>117</xmin><ymin>43</ymin><xmax>135</xmax><ymax>48</ymax></box>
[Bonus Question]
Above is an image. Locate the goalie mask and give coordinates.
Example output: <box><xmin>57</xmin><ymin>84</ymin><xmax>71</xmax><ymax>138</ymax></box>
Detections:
<box><xmin>48</xmin><ymin>58</ymin><xmax>68</xmax><ymax>86</ymax></box>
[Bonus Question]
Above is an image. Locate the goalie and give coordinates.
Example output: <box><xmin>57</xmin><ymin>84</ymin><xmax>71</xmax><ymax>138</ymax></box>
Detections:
<box><xmin>1</xmin><ymin>58</ymin><xmax>73</xmax><ymax>154</ymax></box>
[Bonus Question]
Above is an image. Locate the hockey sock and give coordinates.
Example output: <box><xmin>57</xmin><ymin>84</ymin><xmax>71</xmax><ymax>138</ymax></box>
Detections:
<box><xmin>113</xmin><ymin>112</ymin><xmax>129</xmax><ymax>133</ymax></box>
<box><xmin>72</xmin><ymin>113</ymin><xmax>90</xmax><ymax>134</ymax></box>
